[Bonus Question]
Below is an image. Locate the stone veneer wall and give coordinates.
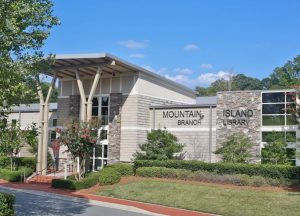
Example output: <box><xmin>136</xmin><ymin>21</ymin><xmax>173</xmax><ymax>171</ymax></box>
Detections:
<box><xmin>108</xmin><ymin>93</ymin><xmax>122</xmax><ymax>164</ymax></box>
<box><xmin>216</xmin><ymin>91</ymin><xmax>261</xmax><ymax>162</ymax></box>
<box><xmin>57</xmin><ymin>97</ymin><xmax>69</xmax><ymax>126</ymax></box>
<box><xmin>69</xmin><ymin>95</ymin><xmax>80</xmax><ymax>120</ymax></box>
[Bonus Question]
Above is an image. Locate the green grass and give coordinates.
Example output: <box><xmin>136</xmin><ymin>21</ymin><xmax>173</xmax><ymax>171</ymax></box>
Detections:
<box><xmin>98</xmin><ymin>180</ymin><xmax>300</xmax><ymax>216</ymax></box>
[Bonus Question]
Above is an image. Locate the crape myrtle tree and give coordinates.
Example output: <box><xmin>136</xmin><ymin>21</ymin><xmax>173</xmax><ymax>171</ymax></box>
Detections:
<box><xmin>133</xmin><ymin>128</ymin><xmax>185</xmax><ymax>160</ymax></box>
<box><xmin>215</xmin><ymin>133</ymin><xmax>253</xmax><ymax>163</ymax></box>
<box><xmin>55</xmin><ymin>120</ymin><xmax>99</xmax><ymax>180</ymax></box>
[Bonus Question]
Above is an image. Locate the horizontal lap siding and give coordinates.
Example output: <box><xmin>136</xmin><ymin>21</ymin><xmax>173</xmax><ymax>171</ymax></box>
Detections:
<box><xmin>120</xmin><ymin>94</ymin><xmax>182</xmax><ymax>161</ymax></box>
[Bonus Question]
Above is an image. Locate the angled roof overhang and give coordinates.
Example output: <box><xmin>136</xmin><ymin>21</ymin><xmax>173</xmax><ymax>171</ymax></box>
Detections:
<box><xmin>43</xmin><ymin>52</ymin><xmax>196</xmax><ymax>96</ymax></box>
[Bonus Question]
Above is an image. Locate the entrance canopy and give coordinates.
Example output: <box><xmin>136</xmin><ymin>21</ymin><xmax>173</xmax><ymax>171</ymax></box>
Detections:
<box><xmin>42</xmin><ymin>53</ymin><xmax>195</xmax><ymax>94</ymax></box>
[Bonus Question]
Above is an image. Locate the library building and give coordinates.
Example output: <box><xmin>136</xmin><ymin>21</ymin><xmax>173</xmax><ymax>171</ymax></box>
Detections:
<box><xmin>9</xmin><ymin>53</ymin><xmax>300</xmax><ymax>173</ymax></box>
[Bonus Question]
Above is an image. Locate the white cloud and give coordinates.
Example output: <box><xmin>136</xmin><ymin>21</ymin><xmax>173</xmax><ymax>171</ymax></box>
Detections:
<box><xmin>142</xmin><ymin>65</ymin><xmax>155</xmax><ymax>72</ymax></box>
<box><xmin>183</xmin><ymin>44</ymin><xmax>199</xmax><ymax>51</ymax></box>
<box><xmin>165</xmin><ymin>74</ymin><xmax>198</xmax><ymax>86</ymax></box>
<box><xmin>129</xmin><ymin>53</ymin><xmax>145</xmax><ymax>58</ymax></box>
<box><xmin>197</xmin><ymin>71</ymin><xmax>232</xmax><ymax>84</ymax></box>
<box><xmin>141</xmin><ymin>65</ymin><xmax>232</xmax><ymax>88</ymax></box>
<box><xmin>173</xmin><ymin>67</ymin><xmax>193</xmax><ymax>75</ymax></box>
<box><xmin>200</xmin><ymin>63</ymin><xmax>213</xmax><ymax>69</ymax></box>
<box><xmin>118</xmin><ymin>40</ymin><xmax>148</xmax><ymax>49</ymax></box>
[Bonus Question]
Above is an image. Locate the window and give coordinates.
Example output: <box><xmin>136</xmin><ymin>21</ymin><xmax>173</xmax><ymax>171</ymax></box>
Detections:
<box><xmin>11</xmin><ymin>119</ymin><xmax>17</xmax><ymax>125</ymax></box>
<box><xmin>262</xmin><ymin>91</ymin><xmax>297</xmax><ymax>126</ymax></box>
<box><xmin>52</xmin><ymin>119</ymin><xmax>57</xmax><ymax>127</ymax></box>
<box><xmin>50</xmin><ymin>131</ymin><xmax>56</xmax><ymax>142</ymax></box>
<box><xmin>262</xmin><ymin>131</ymin><xmax>296</xmax><ymax>143</ymax></box>
<box><xmin>101</xmin><ymin>97</ymin><xmax>109</xmax><ymax>125</ymax></box>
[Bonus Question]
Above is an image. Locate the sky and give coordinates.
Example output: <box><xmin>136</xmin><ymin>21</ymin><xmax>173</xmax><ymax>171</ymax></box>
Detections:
<box><xmin>43</xmin><ymin>0</ymin><xmax>300</xmax><ymax>88</ymax></box>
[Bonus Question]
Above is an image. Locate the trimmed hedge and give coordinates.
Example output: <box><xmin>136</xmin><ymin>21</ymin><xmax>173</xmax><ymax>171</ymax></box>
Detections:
<box><xmin>0</xmin><ymin>192</ymin><xmax>15</xmax><ymax>216</ymax></box>
<box><xmin>136</xmin><ymin>167</ymin><xmax>289</xmax><ymax>187</ymax></box>
<box><xmin>99</xmin><ymin>163</ymin><xmax>134</xmax><ymax>185</ymax></box>
<box><xmin>0</xmin><ymin>168</ymin><xmax>33</xmax><ymax>182</ymax></box>
<box><xmin>106</xmin><ymin>163</ymin><xmax>134</xmax><ymax>176</ymax></box>
<box><xmin>134</xmin><ymin>160</ymin><xmax>300</xmax><ymax>179</ymax></box>
<box><xmin>0</xmin><ymin>157</ymin><xmax>36</xmax><ymax>170</ymax></box>
<box><xmin>52</xmin><ymin>171</ymin><xmax>100</xmax><ymax>190</ymax></box>
<box><xmin>99</xmin><ymin>167</ymin><xmax>121</xmax><ymax>185</ymax></box>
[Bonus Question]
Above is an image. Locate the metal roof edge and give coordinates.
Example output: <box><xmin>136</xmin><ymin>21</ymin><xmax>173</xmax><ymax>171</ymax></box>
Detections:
<box><xmin>53</xmin><ymin>53</ymin><xmax>196</xmax><ymax>97</ymax></box>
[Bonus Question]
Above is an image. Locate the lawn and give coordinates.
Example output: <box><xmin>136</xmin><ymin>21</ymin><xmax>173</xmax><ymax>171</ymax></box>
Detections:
<box><xmin>98</xmin><ymin>179</ymin><xmax>300</xmax><ymax>216</ymax></box>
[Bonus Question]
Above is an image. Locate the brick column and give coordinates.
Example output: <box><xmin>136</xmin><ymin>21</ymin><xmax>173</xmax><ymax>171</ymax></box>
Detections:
<box><xmin>108</xmin><ymin>93</ymin><xmax>122</xmax><ymax>164</ymax></box>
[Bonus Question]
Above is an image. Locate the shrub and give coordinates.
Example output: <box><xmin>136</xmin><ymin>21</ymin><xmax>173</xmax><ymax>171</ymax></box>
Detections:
<box><xmin>99</xmin><ymin>167</ymin><xmax>121</xmax><ymax>185</ymax></box>
<box><xmin>0</xmin><ymin>157</ymin><xmax>36</xmax><ymax>170</ymax></box>
<box><xmin>133</xmin><ymin>128</ymin><xmax>184</xmax><ymax>160</ymax></box>
<box><xmin>0</xmin><ymin>192</ymin><xmax>15</xmax><ymax>216</ymax></box>
<box><xmin>135</xmin><ymin>167</ymin><xmax>289</xmax><ymax>187</ymax></box>
<box><xmin>0</xmin><ymin>168</ymin><xmax>33</xmax><ymax>182</ymax></box>
<box><xmin>52</xmin><ymin>171</ymin><xmax>100</xmax><ymax>190</ymax></box>
<box><xmin>106</xmin><ymin>163</ymin><xmax>134</xmax><ymax>176</ymax></box>
<box><xmin>214</xmin><ymin>133</ymin><xmax>253</xmax><ymax>163</ymax></box>
<box><xmin>134</xmin><ymin>160</ymin><xmax>300</xmax><ymax>179</ymax></box>
<box><xmin>136</xmin><ymin>167</ymin><xmax>190</xmax><ymax>180</ymax></box>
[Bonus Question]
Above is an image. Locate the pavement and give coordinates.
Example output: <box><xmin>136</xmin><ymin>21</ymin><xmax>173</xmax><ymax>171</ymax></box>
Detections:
<box><xmin>0</xmin><ymin>181</ymin><xmax>213</xmax><ymax>216</ymax></box>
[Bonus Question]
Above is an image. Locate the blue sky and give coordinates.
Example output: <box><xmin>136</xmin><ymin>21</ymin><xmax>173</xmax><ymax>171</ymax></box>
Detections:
<box><xmin>43</xmin><ymin>0</ymin><xmax>300</xmax><ymax>88</ymax></box>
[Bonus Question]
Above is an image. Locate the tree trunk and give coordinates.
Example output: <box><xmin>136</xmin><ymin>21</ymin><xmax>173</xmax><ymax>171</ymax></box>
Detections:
<box><xmin>10</xmin><ymin>156</ymin><xmax>13</xmax><ymax>172</ymax></box>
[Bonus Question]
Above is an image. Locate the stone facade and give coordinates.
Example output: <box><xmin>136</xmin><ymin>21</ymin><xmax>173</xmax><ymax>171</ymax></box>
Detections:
<box><xmin>69</xmin><ymin>95</ymin><xmax>80</xmax><ymax>120</ymax></box>
<box><xmin>108</xmin><ymin>93</ymin><xmax>122</xmax><ymax>164</ymax></box>
<box><xmin>57</xmin><ymin>98</ymin><xmax>69</xmax><ymax>126</ymax></box>
<box><xmin>216</xmin><ymin>91</ymin><xmax>261</xmax><ymax>162</ymax></box>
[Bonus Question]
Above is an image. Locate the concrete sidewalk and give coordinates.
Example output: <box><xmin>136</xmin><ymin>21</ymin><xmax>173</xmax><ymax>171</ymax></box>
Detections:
<box><xmin>0</xmin><ymin>181</ymin><xmax>214</xmax><ymax>216</ymax></box>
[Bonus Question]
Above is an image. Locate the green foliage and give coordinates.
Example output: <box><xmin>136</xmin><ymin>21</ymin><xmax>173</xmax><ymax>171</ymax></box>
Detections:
<box><xmin>195</xmin><ymin>55</ymin><xmax>300</xmax><ymax>95</ymax></box>
<box><xmin>196</xmin><ymin>74</ymin><xmax>263</xmax><ymax>96</ymax></box>
<box><xmin>56</xmin><ymin>120</ymin><xmax>99</xmax><ymax>180</ymax></box>
<box><xmin>52</xmin><ymin>171</ymin><xmax>100</xmax><ymax>190</ymax></box>
<box><xmin>136</xmin><ymin>167</ymin><xmax>289</xmax><ymax>187</ymax></box>
<box><xmin>0</xmin><ymin>121</ymin><xmax>24</xmax><ymax>171</ymax></box>
<box><xmin>215</xmin><ymin>133</ymin><xmax>253</xmax><ymax>163</ymax></box>
<box><xmin>0</xmin><ymin>167</ymin><xmax>33</xmax><ymax>182</ymax></box>
<box><xmin>134</xmin><ymin>160</ymin><xmax>300</xmax><ymax>179</ymax></box>
<box><xmin>106</xmin><ymin>163</ymin><xmax>134</xmax><ymax>176</ymax></box>
<box><xmin>0</xmin><ymin>0</ymin><xmax>59</xmax><ymax>109</ymax></box>
<box><xmin>0</xmin><ymin>156</ymin><xmax>36</xmax><ymax>170</ymax></box>
<box><xmin>133</xmin><ymin>128</ymin><xmax>184</xmax><ymax>160</ymax></box>
<box><xmin>98</xmin><ymin>163</ymin><xmax>134</xmax><ymax>185</ymax></box>
<box><xmin>261</xmin><ymin>132</ymin><xmax>290</xmax><ymax>165</ymax></box>
<box><xmin>99</xmin><ymin>167</ymin><xmax>121</xmax><ymax>186</ymax></box>
<box><xmin>0</xmin><ymin>192</ymin><xmax>15</xmax><ymax>216</ymax></box>
<box><xmin>23</xmin><ymin>123</ymin><xmax>39</xmax><ymax>156</ymax></box>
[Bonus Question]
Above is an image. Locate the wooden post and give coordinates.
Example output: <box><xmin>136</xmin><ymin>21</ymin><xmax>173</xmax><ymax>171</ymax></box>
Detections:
<box><xmin>36</xmin><ymin>77</ymin><xmax>44</xmax><ymax>174</ymax></box>
<box><xmin>75</xmin><ymin>70</ymin><xmax>87</xmax><ymax>122</ymax></box>
<box><xmin>41</xmin><ymin>73</ymin><xmax>57</xmax><ymax>175</ymax></box>
<box><xmin>87</xmin><ymin>67</ymin><xmax>101</xmax><ymax>121</ymax></box>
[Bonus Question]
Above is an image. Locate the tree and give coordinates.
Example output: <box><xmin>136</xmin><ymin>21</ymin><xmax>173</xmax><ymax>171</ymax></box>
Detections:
<box><xmin>133</xmin><ymin>128</ymin><xmax>184</xmax><ymax>160</ymax></box>
<box><xmin>0</xmin><ymin>121</ymin><xmax>23</xmax><ymax>171</ymax></box>
<box><xmin>215</xmin><ymin>133</ymin><xmax>252</xmax><ymax>163</ymax></box>
<box><xmin>55</xmin><ymin>120</ymin><xmax>98</xmax><ymax>180</ymax></box>
<box><xmin>0</xmin><ymin>0</ymin><xmax>59</xmax><ymax>111</ymax></box>
<box><xmin>261</xmin><ymin>132</ymin><xmax>290</xmax><ymax>165</ymax></box>
<box><xmin>232</xmin><ymin>74</ymin><xmax>263</xmax><ymax>90</ymax></box>
<box><xmin>263</xmin><ymin>55</ymin><xmax>300</xmax><ymax>89</ymax></box>
<box><xmin>196</xmin><ymin>74</ymin><xmax>263</xmax><ymax>96</ymax></box>
<box><xmin>24</xmin><ymin>123</ymin><xmax>39</xmax><ymax>156</ymax></box>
